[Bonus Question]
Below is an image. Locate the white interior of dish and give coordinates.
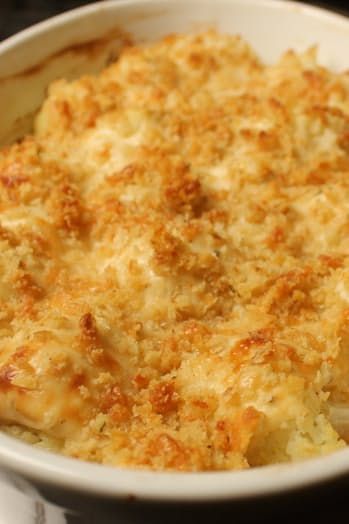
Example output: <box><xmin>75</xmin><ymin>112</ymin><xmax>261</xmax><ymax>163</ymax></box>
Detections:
<box><xmin>2</xmin><ymin>0</ymin><xmax>349</xmax><ymax>145</ymax></box>
<box><xmin>1</xmin><ymin>0</ymin><xmax>349</xmax><ymax>502</ymax></box>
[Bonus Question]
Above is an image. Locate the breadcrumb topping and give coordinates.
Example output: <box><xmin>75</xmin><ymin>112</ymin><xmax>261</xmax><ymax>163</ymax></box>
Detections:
<box><xmin>1</xmin><ymin>30</ymin><xmax>349</xmax><ymax>470</ymax></box>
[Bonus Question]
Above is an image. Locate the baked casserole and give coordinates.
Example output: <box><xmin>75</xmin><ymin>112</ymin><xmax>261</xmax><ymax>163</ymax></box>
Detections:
<box><xmin>1</xmin><ymin>30</ymin><xmax>349</xmax><ymax>471</ymax></box>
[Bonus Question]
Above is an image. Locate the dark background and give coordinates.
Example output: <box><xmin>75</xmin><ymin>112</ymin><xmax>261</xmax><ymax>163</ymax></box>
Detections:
<box><xmin>0</xmin><ymin>0</ymin><xmax>348</xmax><ymax>41</ymax></box>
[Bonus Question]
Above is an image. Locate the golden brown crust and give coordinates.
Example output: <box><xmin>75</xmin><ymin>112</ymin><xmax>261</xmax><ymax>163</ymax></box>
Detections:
<box><xmin>1</xmin><ymin>30</ymin><xmax>349</xmax><ymax>470</ymax></box>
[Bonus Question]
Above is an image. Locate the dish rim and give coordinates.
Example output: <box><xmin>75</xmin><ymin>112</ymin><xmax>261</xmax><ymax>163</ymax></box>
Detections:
<box><xmin>1</xmin><ymin>0</ymin><xmax>349</xmax><ymax>503</ymax></box>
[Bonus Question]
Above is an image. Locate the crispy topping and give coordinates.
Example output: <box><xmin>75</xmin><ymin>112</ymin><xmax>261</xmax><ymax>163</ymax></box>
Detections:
<box><xmin>0</xmin><ymin>30</ymin><xmax>348</xmax><ymax>470</ymax></box>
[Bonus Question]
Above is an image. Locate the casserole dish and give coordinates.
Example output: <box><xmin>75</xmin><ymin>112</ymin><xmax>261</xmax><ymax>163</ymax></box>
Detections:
<box><xmin>1</xmin><ymin>0</ymin><xmax>349</xmax><ymax>521</ymax></box>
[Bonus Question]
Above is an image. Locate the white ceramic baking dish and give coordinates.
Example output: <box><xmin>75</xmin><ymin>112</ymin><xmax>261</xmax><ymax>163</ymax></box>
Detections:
<box><xmin>1</xmin><ymin>0</ymin><xmax>349</xmax><ymax>521</ymax></box>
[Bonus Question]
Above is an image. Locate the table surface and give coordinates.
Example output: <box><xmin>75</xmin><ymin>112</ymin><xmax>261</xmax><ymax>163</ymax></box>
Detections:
<box><xmin>0</xmin><ymin>0</ymin><xmax>348</xmax><ymax>522</ymax></box>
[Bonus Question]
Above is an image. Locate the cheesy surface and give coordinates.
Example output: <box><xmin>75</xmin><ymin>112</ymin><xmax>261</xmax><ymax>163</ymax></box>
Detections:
<box><xmin>1</xmin><ymin>31</ymin><xmax>349</xmax><ymax>470</ymax></box>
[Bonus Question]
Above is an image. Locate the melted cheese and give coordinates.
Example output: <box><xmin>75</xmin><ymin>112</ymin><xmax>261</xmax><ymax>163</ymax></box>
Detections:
<box><xmin>1</xmin><ymin>30</ymin><xmax>349</xmax><ymax>471</ymax></box>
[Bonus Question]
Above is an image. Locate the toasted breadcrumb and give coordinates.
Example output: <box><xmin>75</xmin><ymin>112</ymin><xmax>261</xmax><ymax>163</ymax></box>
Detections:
<box><xmin>1</xmin><ymin>30</ymin><xmax>349</xmax><ymax>470</ymax></box>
